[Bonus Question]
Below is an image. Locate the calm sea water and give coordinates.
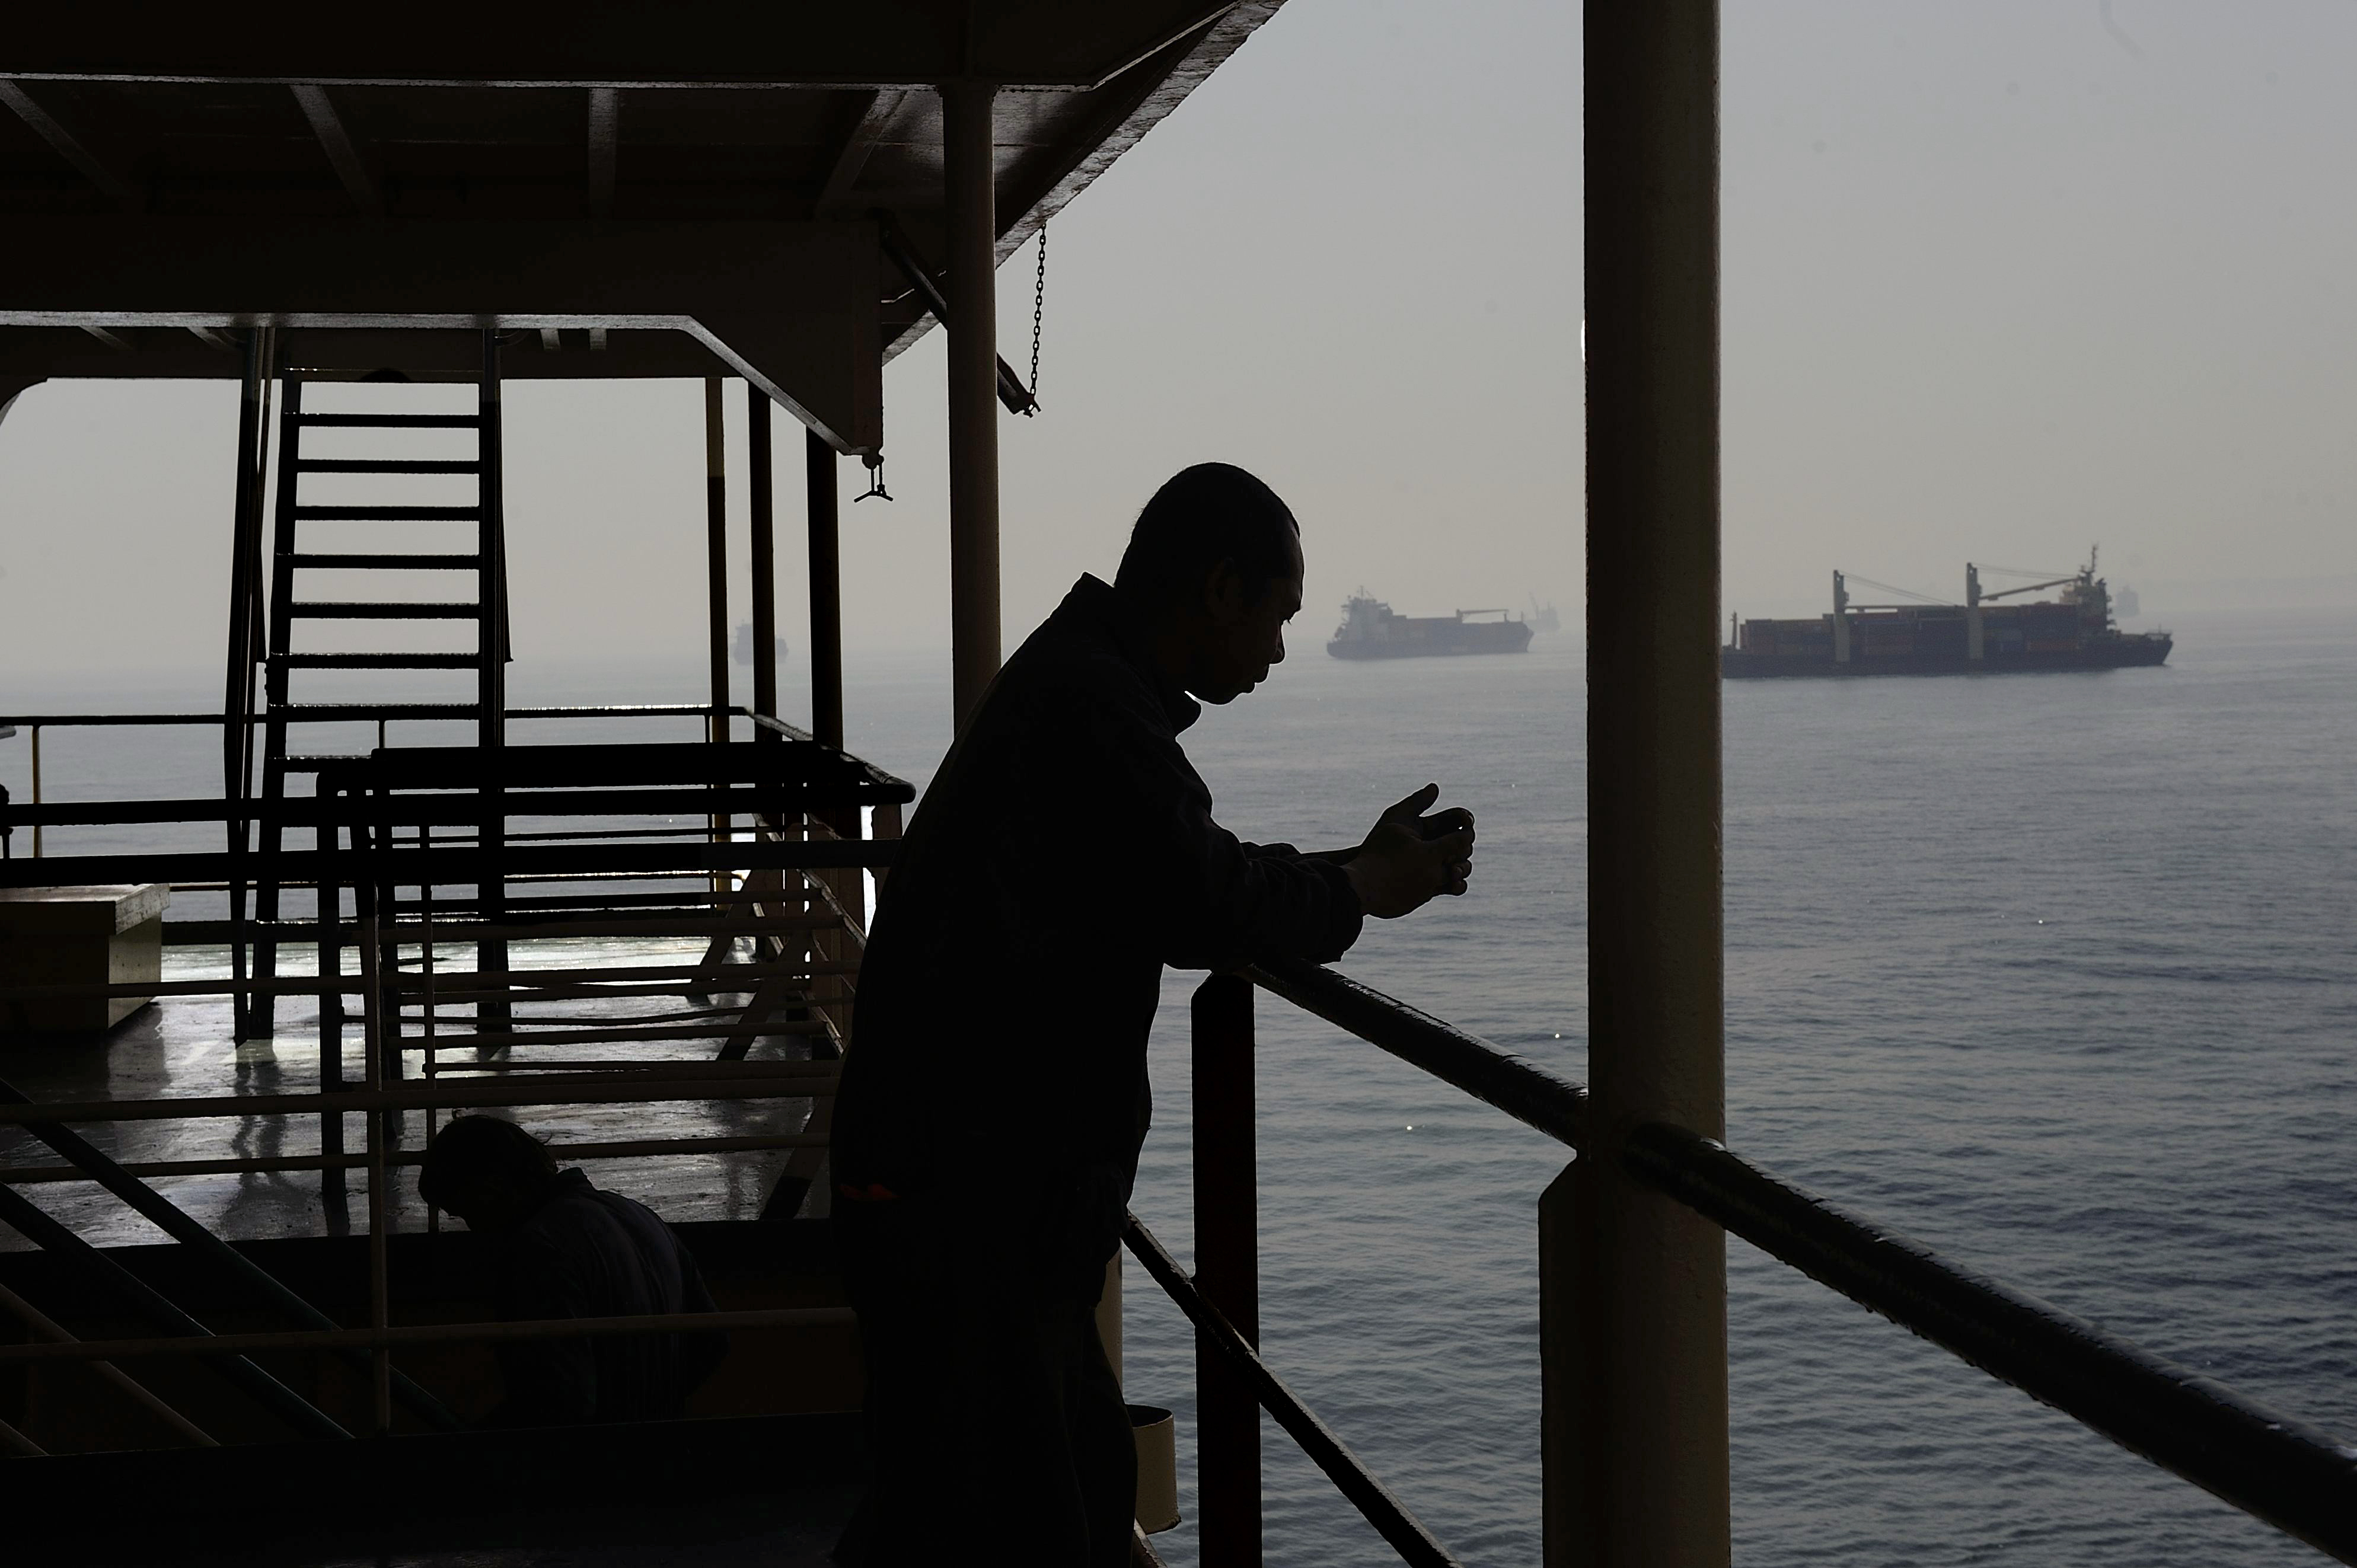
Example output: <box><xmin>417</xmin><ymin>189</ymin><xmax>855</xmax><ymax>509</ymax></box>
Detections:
<box><xmin>5</xmin><ymin>608</ymin><xmax>2354</xmax><ymax>1564</ymax></box>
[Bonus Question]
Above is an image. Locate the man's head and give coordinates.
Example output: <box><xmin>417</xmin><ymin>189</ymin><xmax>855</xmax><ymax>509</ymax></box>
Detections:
<box><xmin>418</xmin><ymin>1116</ymin><xmax>559</xmax><ymax>1234</ymax></box>
<box><xmin>1114</xmin><ymin>463</ymin><xmax>1305</xmax><ymax>704</ymax></box>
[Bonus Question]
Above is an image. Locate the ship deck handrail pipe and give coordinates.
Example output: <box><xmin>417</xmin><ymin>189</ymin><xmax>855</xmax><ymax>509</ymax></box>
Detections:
<box><xmin>0</xmin><ymin>1305</ymin><xmax>855</xmax><ymax>1367</ymax></box>
<box><xmin>0</xmin><ymin>1075</ymin><xmax>836</xmax><ymax>1128</ymax></box>
<box><xmin>0</xmin><ymin>957</ymin><xmax>855</xmax><ymax>1002</ymax></box>
<box><xmin>1241</xmin><ymin>962</ymin><xmax>2357</xmax><ymax>1564</ymax></box>
<box><xmin>0</xmin><ymin>1278</ymin><xmax>218</xmax><ymax>1446</ymax></box>
<box><xmin>0</xmin><ymin>1075</ymin><xmax>461</xmax><ymax>1433</ymax></box>
<box><xmin>1</xmin><ymin>787</ymin><xmax>907</xmax><ymax>831</ymax></box>
<box><xmin>0</xmin><ymin>839</ymin><xmax>900</xmax><ymax>892</ymax></box>
<box><xmin>0</xmin><ymin>1131</ymin><xmax>833</xmax><ymax>1187</ymax></box>
<box><xmin>0</xmin><ymin>703</ymin><xmax>742</xmax><ymax>730</ymax></box>
<box><xmin>1243</xmin><ymin>958</ymin><xmax>1589</xmax><ymax>1147</ymax></box>
<box><xmin>0</xmin><ymin>1179</ymin><xmax>350</xmax><ymax>1441</ymax></box>
<box><xmin>1124</xmin><ymin>1214</ymin><xmax>1462</xmax><ymax>1568</ymax></box>
<box><xmin>1622</xmin><ymin>1120</ymin><xmax>2357</xmax><ymax>1566</ymax></box>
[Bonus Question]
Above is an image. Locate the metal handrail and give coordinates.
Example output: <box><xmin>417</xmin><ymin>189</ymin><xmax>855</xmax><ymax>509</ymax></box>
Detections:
<box><xmin>1122</xmin><ymin>1214</ymin><xmax>1460</xmax><ymax>1568</ymax></box>
<box><xmin>0</xmin><ymin>705</ymin><xmax>915</xmax><ymax>861</ymax></box>
<box><xmin>1241</xmin><ymin>956</ymin><xmax>2357</xmax><ymax>1566</ymax></box>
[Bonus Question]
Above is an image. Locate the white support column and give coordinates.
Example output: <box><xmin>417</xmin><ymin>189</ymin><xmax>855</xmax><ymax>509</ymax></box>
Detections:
<box><xmin>942</xmin><ymin>79</ymin><xmax>1002</xmax><ymax>734</ymax></box>
<box><xmin>1557</xmin><ymin>3</ymin><xmax>1730</xmax><ymax>1565</ymax></box>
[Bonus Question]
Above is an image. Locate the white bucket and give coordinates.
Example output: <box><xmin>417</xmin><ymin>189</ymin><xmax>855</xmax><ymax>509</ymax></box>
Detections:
<box><xmin>1129</xmin><ymin>1403</ymin><xmax>1179</xmax><ymax>1534</ymax></box>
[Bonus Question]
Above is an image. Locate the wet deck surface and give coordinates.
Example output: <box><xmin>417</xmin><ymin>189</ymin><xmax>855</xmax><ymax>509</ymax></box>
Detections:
<box><xmin>7</xmin><ymin>949</ymin><xmax>860</xmax><ymax>1565</ymax></box>
<box><xmin>0</xmin><ymin>938</ymin><xmax>825</xmax><ymax>1251</ymax></box>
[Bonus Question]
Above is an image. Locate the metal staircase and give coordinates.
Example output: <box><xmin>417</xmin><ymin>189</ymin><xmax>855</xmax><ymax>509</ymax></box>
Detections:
<box><xmin>247</xmin><ymin>333</ymin><xmax>509</xmax><ymax>1036</ymax></box>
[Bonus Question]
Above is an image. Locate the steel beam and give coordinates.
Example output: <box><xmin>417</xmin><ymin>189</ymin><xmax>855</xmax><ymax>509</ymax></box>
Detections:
<box><xmin>0</xmin><ymin>2</ymin><xmax>1246</xmax><ymax>91</ymax></box>
<box><xmin>942</xmin><ymin>81</ymin><xmax>1002</xmax><ymax>732</ymax></box>
<box><xmin>586</xmin><ymin>88</ymin><xmax>619</xmax><ymax>218</ymax></box>
<box><xmin>1563</xmin><ymin>4</ymin><xmax>1728</xmax><ymax>1566</ymax></box>
<box><xmin>0</xmin><ymin>216</ymin><xmax>884</xmax><ymax>453</ymax></box>
<box><xmin>0</xmin><ymin>78</ymin><xmax>133</xmax><ymax>203</ymax></box>
<box><xmin>806</xmin><ymin>427</ymin><xmax>844</xmax><ymax>751</ymax></box>
<box><xmin>289</xmin><ymin>85</ymin><xmax>381</xmax><ymax>216</ymax></box>
<box><xmin>817</xmin><ymin>89</ymin><xmax>902</xmax><ymax>217</ymax></box>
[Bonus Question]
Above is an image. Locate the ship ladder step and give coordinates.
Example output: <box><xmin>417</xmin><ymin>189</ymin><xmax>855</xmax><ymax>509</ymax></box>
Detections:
<box><xmin>286</xmin><ymin>553</ymin><xmax>480</xmax><ymax>570</ymax></box>
<box><xmin>273</xmin><ymin>652</ymin><xmax>480</xmax><ymax>670</ymax></box>
<box><xmin>270</xmin><ymin>702</ymin><xmax>483</xmax><ymax>723</ymax></box>
<box><xmin>288</xmin><ymin>601</ymin><xmax>481</xmax><ymax>619</ymax></box>
<box><xmin>247</xmin><ymin>341</ymin><xmax>510</xmax><ymax>1040</ymax></box>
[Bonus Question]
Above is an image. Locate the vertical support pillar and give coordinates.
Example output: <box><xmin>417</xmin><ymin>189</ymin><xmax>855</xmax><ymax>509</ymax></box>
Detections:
<box><xmin>705</xmin><ymin>379</ymin><xmax>732</xmax><ymax>894</ymax></box>
<box><xmin>706</xmin><ymin>379</ymin><xmax>731</xmax><ymax>744</ymax></box>
<box><xmin>942</xmin><ymin>79</ymin><xmax>1002</xmax><ymax>733</ymax></box>
<box><xmin>1192</xmin><ymin>973</ymin><xmax>1261</xmax><ymax>1567</ymax></box>
<box><xmin>806</xmin><ymin>427</ymin><xmax>845</xmax><ymax>752</ymax></box>
<box><xmin>476</xmin><ymin>331</ymin><xmax>509</xmax><ymax>1033</ymax></box>
<box><xmin>222</xmin><ymin>330</ymin><xmax>264</xmax><ymax>1038</ymax></box>
<box><xmin>1570</xmin><ymin>4</ymin><xmax>1729</xmax><ymax>1567</ymax></box>
<box><xmin>748</xmin><ymin>383</ymin><xmax>779</xmax><ymax>740</ymax></box>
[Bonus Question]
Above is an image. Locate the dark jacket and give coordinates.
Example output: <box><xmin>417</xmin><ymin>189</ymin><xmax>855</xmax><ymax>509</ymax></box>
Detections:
<box><xmin>489</xmin><ymin>1168</ymin><xmax>726</xmax><ymax>1426</ymax></box>
<box><xmin>831</xmin><ymin>575</ymin><xmax>1363</xmax><ymax>1268</ymax></box>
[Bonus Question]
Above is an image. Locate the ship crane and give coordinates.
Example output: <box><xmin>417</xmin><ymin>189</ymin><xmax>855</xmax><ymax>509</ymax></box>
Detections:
<box><xmin>1976</xmin><ymin>573</ymin><xmax>2078</xmax><ymax>603</ymax></box>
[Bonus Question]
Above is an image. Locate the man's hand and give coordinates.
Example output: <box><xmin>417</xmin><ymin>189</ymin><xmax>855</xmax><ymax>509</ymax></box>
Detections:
<box><xmin>1341</xmin><ymin>783</ymin><xmax>1476</xmax><ymax>919</ymax></box>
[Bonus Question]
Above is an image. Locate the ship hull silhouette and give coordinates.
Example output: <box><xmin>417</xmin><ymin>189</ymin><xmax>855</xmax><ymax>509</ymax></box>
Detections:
<box><xmin>1326</xmin><ymin>592</ymin><xmax>1533</xmax><ymax>659</ymax></box>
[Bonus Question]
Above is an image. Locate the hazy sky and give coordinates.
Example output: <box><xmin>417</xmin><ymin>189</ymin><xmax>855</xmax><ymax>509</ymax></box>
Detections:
<box><xmin>5</xmin><ymin>0</ymin><xmax>2356</xmax><ymax>689</ymax></box>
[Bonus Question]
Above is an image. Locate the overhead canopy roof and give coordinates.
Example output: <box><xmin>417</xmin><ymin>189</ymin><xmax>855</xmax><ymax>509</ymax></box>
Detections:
<box><xmin>0</xmin><ymin>1</ymin><xmax>1283</xmax><ymax>451</ymax></box>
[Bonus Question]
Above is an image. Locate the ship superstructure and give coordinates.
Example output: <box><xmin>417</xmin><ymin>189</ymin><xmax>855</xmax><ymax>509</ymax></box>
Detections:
<box><xmin>1326</xmin><ymin>591</ymin><xmax>1534</xmax><ymax>659</ymax></box>
<box><xmin>1723</xmin><ymin>550</ymin><xmax>2171</xmax><ymax>678</ymax></box>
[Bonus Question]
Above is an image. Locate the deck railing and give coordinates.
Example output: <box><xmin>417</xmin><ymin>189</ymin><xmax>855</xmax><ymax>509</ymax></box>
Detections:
<box><xmin>1147</xmin><ymin>963</ymin><xmax>2357</xmax><ymax>1566</ymax></box>
<box><xmin>0</xmin><ymin>727</ymin><xmax>902</xmax><ymax>1452</ymax></box>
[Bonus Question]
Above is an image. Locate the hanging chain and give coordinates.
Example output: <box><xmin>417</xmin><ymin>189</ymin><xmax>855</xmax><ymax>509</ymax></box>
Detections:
<box><xmin>1025</xmin><ymin>225</ymin><xmax>1047</xmax><ymax>416</ymax></box>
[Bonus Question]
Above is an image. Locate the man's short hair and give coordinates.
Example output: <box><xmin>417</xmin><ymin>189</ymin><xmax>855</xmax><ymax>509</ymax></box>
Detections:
<box><xmin>1114</xmin><ymin>464</ymin><xmax>1300</xmax><ymax>608</ymax></box>
<box><xmin>418</xmin><ymin>1116</ymin><xmax>558</xmax><ymax>1211</ymax></box>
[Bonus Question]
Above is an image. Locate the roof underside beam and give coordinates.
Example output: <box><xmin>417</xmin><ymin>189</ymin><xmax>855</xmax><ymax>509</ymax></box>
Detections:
<box><xmin>288</xmin><ymin>85</ymin><xmax>381</xmax><ymax>216</ymax></box>
<box><xmin>0</xmin><ymin>1</ymin><xmax>1242</xmax><ymax>90</ymax></box>
<box><xmin>0</xmin><ymin>78</ymin><xmax>134</xmax><ymax>205</ymax></box>
<box><xmin>0</xmin><ymin>217</ymin><xmax>884</xmax><ymax>452</ymax></box>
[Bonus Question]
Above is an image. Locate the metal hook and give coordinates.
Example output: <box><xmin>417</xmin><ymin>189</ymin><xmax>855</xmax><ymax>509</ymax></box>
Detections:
<box><xmin>855</xmin><ymin>452</ymin><xmax>893</xmax><ymax>503</ymax></box>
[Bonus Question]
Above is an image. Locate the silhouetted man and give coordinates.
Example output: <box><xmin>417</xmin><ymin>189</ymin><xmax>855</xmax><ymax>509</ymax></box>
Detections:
<box><xmin>830</xmin><ymin>464</ymin><xmax>1475</xmax><ymax>1566</ymax></box>
<box><xmin>419</xmin><ymin>1116</ymin><xmax>726</xmax><ymax>1426</ymax></box>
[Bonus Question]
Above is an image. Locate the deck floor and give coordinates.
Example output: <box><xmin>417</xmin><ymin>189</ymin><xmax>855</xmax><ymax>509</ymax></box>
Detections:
<box><xmin>0</xmin><ymin>938</ymin><xmax>825</xmax><ymax>1250</ymax></box>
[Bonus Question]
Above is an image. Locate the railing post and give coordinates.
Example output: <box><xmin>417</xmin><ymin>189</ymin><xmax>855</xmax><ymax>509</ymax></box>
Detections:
<box><xmin>747</xmin><ymin>381</ymin><xmax>779</xmax><ymax>742</ymax></box>
<box><xmin>1192</xmin><ymin>973</ymin><xmax>1261</xmax><ymax>1566</ymax></box>
<box><xmin>1573</xmin><ymin>3</ymin><xmax>1729</xmax><ymax>1566</ymax></box>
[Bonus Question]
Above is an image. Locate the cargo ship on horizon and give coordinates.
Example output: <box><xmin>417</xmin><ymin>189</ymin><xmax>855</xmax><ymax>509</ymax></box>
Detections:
<box><xmin>1723</xmin><ymin>550</ymin><xmax>2171</xmax><ymax>678</ymax></box>
<box><xmin>1326</xmin><ymin>590</ymin><xmax>1535</xmax><ymax>659</ymax></box>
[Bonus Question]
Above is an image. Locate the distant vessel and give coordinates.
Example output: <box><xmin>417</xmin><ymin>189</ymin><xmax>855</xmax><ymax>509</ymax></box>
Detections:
<box><xmin>735</xmin><ymin>622</ymin><xmax>789</xmax><ymax>666</ymax></box>
<box><xmin>1326</xmin><ymin>590</ymin><xmax>1534</xmax><ymax>659</ymax></box>
<box><xmin>1723</xmin><ymin>549</ymin><xmax>2171</xmax><ymax>678</ymax></box>
<box><xmin>1528</xmin><ymin>595</ymin><xmax>1562</xmax><ymax>635</ymax></box>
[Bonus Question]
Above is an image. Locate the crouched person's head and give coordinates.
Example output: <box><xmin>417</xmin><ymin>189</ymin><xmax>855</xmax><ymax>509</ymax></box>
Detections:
<box><xmin>419</xmin><ymin>1116</ymin><xmax>559</xmax><ymax>1235</ymax></box>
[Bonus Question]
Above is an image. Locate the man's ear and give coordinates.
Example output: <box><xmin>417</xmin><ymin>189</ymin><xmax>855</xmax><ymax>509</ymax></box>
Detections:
<box><xmin>1203</xmin><ymin>557</ymin><xmax>1247</xmax><ymax>624</ymax></box>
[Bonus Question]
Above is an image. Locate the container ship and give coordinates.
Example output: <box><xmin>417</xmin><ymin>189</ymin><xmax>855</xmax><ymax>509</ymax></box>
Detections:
<box><xmin>1723</xmin><ymin>551</ymin><xmax>2171</xmax><ymax>678</ymax></box>
<box><xmin>1326</xmin><ymin>591</ymin><xmax>1535</xmax><ymax>659</ymax></box>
